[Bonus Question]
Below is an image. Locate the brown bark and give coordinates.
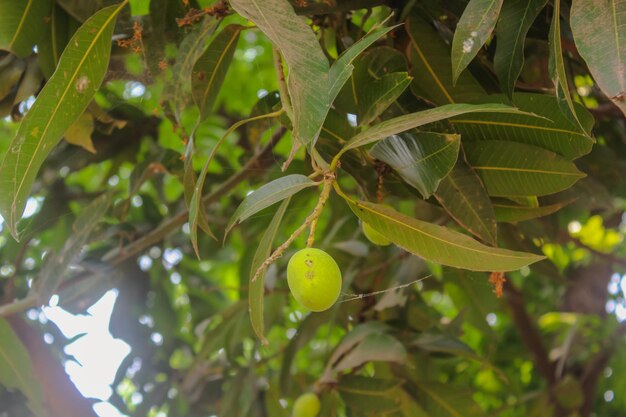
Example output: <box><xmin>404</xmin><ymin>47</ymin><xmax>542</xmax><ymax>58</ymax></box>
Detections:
<box><xmin>7</xmin><ymin>316</ymin><xmax>98</xmax><ymax>417</ymax></box>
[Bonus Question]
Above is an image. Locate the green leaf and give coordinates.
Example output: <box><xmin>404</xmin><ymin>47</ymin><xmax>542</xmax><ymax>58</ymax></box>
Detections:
<box><xmin>225</xmin><ymin>174</ymin><xmax>317</xmax><ymax>238</ymax></box>
<box><xmin>443</xmin><ymin>268</ymin><xmax>498</xmax><ymax>335</ymax></box>
<box><xmin>32</xmin><ymin>192</ymin><xmax>112</xmax><ymax>304</ymax></box>
<box><xmin>494</xmin><ymin>0</ymin><xmax>548</xmax><ymax>97</ymax></box>
<box><xmin>164</xmin><ymin>16</ymin><xmax>219</xmax><ymax>123</ymax></box>
<box><xmin>370</xmin><ymin>132</ymin><xmax>460</xmax><ymax>199</ymax></box>
<box><xmin>0</xmin><ymin>2</ymin><xmax>125</xmax><ymax>240</ymax></box>
<box><xmin>435</xmin><ymin>158</ymin><xmax>497</xmax><ymax>245</ymax></box>
<box><xmin>334</xmin><ymin>333</ymin><xmax>406</xmax><ymax>372</ymax></box>
<box><xmin>493</xmin><ymin>198</ymin><xmax>575</xmax><ymax>223</ymax></box>
<box><xmin>449</xmin><ymin>93</ymin><xmax>594</xmax><ymax>159</ymax></box>
<box><xmin>0</xmin><ymin>318</ymin><xmax>47</xmax><ymax>417</ymax></box>
<box><xmin>329</xmin><ymin>23</ymin><xmax>398</xmax><ymax>103</ymax></box>
<box><xmin>249</xmin><ymin>198</ymin><xmax>290</xmax><ymax>344</ymax></box>
<box><xmin>413</xmin><ymin>381</ymin><xmax>482</xmax><ymax>417</ymax></box>
<box><xmin>37</xmin><ymin>4</ymin><xmax>73</xmax><ymax>78</ymax></box>
<box><xmin>0</xmin><ymin>0</ymin><xmax>52</xmax><ymax>58</ymax></box>
<box><xmin>464</xmin><ymin>141</ymin><xmax>586</xmax><ymax>196</ymax></box>
<box><xmin>0</xmin><ymin>58</ymin><xmax>25</xmax><ymax>102</ymax></box>
<box><xmin>413</xmin><ymin>333</ymin><xmax>479</xmax><ymax>356</ymax></box>
<box><xmin>343</xmin><ymin>199</ymin><xmax>544</xmax><ymax>271</ymax></box>
<box><xmin>570</xmin><ymin>0</ymin><xmax>626</xmax><ymax>117</ymax></box>
<box><xmin>341</xmin><ymin>103</ymin><xmax>528</xmax><ymax>153</ymax></box>
<box><xmin>320</xmin><ymin>108</ymin><xmax>357</xmax><ymax>144</ymax></box>
<box><xmin>182</xmin><ymin>140</ymin><xmax>213</xmax><ymax>241</ymax></box>
<box><xmin>190</xmin><ymin>110</ymin><xmax>283</xmax><ymax>257</ymax></box>
<box><xmin>338</xmin><ymin>376</ymin><xmax>404</xmax><ymax>414</ymax></box>
<box><xmin>229</xmin><ymin>0</ymin><xmax>329</xmax><ymax>148</ymax></box>
<box><xmin>335</xmin><ymin>47</ymin><xmax>411</xmax><ymax>126</ymax></box>
<box><xmin>548</xmin><ymin>0</ymin><xmax>586</xmax><ymax>130</ymax></box>
<box><xmin>129</xmin><ymin>0</ymin><xmax>150</xmax><ymax>16</ymax></box>
<box><xmin>280</xmin><ymin>310</ymin><xmax>334</xmax><ymax>392</ymax></box>
<box><xmin>451</xmin><ymin>0</ymin><xmax>504</xmax><ymax>83</ymax></box>
<box><xmin>325</xmin><ymin>322</ymin><xmax>391</xmax><ymax>373</ymax></box>
<box><xmin>192</xmin><ymin>24</ymin><xmax>242</xmax><ymax>122</ymax></box>
<box><xmin>406</xmin><ymin>16</ymin><xmax>485</xmax><ymax>105</ymax></box>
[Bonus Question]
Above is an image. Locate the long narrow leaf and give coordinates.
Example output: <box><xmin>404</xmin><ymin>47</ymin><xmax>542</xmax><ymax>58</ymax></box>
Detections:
<box><xmin>192</xmin><ymin>24</ymin><xmax>243</xmax><ymax>121</ymax></box>
<box><xmin>494</xmin><ymin>0</ymin><xmax>548</xmax><ymax>97</ymax></box>
<box><xmin>406</xmin><ymin>16</ymin><xmax>485</xmax><ymax>105</ymax></box>
<box><xmin>342</xmin><ymin>103</ymin><xmax>527</xmax><ymax>152</ymax></box>
<box><xmin>329</xmin><ymin>24</ymin><xmax>398</xmax><ymax>102</ymax></box>
<box><xmin>464</xmin><ymin>141</ymin><xmax>585</xmax><ymax>196</ymax></box>
<box><xmin>548</xmin><ymin>0</ymin><xmax>586</xmax><ymax>129</ymax></box>
<box><xmin>229</xmin><ymin>0</ymin><xmax>329</xmax><ymax>148</ymax></box>
<box><xmin>451</xmin><ymin>0</ymin><xmax>504</xmax><ymax>83</ymax></box>
<box><xmin>449</xmin><ymin>93</ymin><xmax>594</xmax><ymax>159</ymax></box>
<box><xmin>0</xmin><ymin>0</ymin><xmax>51</xmax><ymax>58</ymax></box>
<box><xmin>435</xmin><ymin>158</ymin><xmax>497</xmax><ymax>245</ymax></box>
<box><xmin>249</xmin><ymin>198</ymin><xmax>290</xmax><ymax>344</ymax></box>
<box><xmin>0</xmin><ymin>2</ymin><xmax>126</xmax><ymax>239</ymax></box>
<box><xmin>570</xmin><ymin>0</ymin><xmax>626</xmax><ymax>117</ymax></box>
<box><xmin>343</xmin><ymin>198</ymin><xmax>544</xmax><ymax>271</ymax></box>
<box><xmin>226</xmin><ymin>174</ymin><xmax>318</xmax><ymax>238</ymax></box>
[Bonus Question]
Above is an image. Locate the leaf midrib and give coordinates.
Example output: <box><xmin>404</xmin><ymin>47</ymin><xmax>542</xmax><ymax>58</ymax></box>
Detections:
<box><xmin>439</xmin><ymin>172</ymin><xmax>494</xmax><ymax>242</ymax></box>
<box><xmin>472</xmin><ymin>166</ymin><xmax>583</xmax><ymax>176</ymax></box>
<box><xmin>8</xmin><ymin>0</ymin><xmax>34</xmax><ymax>52</ymax></box>
<box><xmin>199</xmin><ymin>27</ymin><xmax>241</xmax><ymax>111</ymax></box>
<box><xmin>11</xmin><ymin>3</ymin><xmax>124</xmax><ymax>224</ymax></box>
<box><xmin>450</xmin><ymin>118</ymin><xmax>585</xmax><ymax>136</ymax></box>
<box><xmin>407</xmin><ymin>18</ymin><xmax>454</xmax><ymax>104</ymax></box>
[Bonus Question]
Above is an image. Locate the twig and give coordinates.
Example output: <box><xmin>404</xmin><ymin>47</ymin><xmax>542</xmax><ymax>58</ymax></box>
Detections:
<box><xmin>0</xmin><ymin>295</ymin><xmax>38</xmax><ymax>317</ymax></box>
<box><xmin>101</xmin><ymin>127</ymin><xmax>286</xmax><ymax>265</ymax></box>
<box><xmin>252</xmin><ymin>174</ymin><xmax>335</xmax><ymax>282</ymax></box>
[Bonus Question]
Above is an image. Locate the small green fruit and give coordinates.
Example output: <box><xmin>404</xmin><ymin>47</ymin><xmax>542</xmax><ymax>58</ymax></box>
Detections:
<box><xmin>287</xmin><ymin>248</ymin><xmax>342</xmax><ymax>312</ymax></box>
<box><xmin>362</xmin><ymin>222</ymin><xmax>391</xmax><ymax>246</ymax></box>
<box><xmin>292</xmin><ymin>392</ymin><xmax>321</xmax><ymax>417</ymax></box>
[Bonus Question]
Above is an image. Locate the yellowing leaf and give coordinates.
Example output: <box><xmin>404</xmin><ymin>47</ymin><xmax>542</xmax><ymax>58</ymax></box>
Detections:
<box><xmin>64</xmin><ymin>112</ymin><xmax>95</xmax><ymax>153</ymax></box>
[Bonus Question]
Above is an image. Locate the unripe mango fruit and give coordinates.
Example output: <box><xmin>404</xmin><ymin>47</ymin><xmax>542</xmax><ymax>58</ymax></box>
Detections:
<box><xmin>292</xmin><ymin>392</ymin><xmax>321</xmax><ymax>417</ymax></box>
<box><xmin>287</xmin><ymin>248</ymin><xmax>342</xmax><ymax>312</ymax></box>
<box><xmin>362</xmin><ymin>222</ymin><xmax>391</xmax><ymax>246</ymax></box>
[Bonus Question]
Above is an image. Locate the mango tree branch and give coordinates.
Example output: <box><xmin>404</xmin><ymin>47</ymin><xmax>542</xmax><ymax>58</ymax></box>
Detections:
<box><xmin>505</xmin><ymin>281</ymin><xmax>557</xmax><ymax>386</ymax></box>
<box><xmin>103</xmin><ymin>126</ymin><xmax>287</xmax><ymax>265</ymax></box>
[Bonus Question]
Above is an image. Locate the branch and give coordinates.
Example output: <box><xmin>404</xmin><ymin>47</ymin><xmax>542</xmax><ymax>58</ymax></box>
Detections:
<box><xmin>505</xmin><ymin>282</ymin><xmax>557</xmax><ymax>386</ymax></box>
<box><xmin>579</xmin><ymin>322</ymin><xmax>626</xmax><ymax>416</ymax></box>
<box><xmin>102</xmin><ymin>127</ymin><xmax>286</xmax><ymax>265</ymax></box>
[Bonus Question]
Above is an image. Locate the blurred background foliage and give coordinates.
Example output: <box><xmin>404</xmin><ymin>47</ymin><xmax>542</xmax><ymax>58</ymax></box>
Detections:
<box><xmin>0</xmin><ymin>0</ymin><xmax>625</xmax><ymax>417</ymax></box>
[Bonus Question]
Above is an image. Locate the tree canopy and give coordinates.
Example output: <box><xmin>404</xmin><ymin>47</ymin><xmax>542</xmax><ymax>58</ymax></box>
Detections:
<box><xmin>0</xmin><ymin>0</ymin><xmax>625</xmax><ymax>416</ymax></box>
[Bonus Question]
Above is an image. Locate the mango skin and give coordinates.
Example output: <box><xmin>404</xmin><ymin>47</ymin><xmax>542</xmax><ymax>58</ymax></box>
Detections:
<box><xmin>292</xmin><ymin>392</ymin><xmax>321</xmax><ymax>417</ymax></box>
<box><xmin>362</xmin><ymin>222</ymin><xmax>392</xmax><ymax>246</ymax></box>
<box><xmin>287</xmin><ymin>248</ymin><xmax>342</xmax><ymax>312</ymax></box>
